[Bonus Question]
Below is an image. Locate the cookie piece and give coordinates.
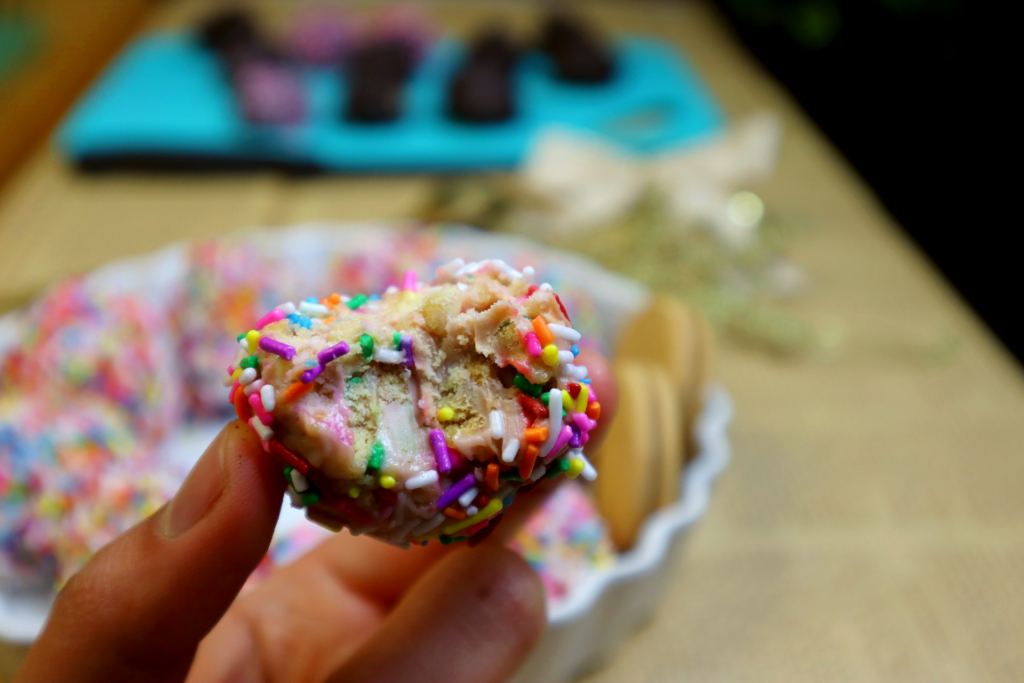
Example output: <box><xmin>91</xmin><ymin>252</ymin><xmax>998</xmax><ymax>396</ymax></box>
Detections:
<box><xmin>593</xmin><ymin>361</ymin><xmax>658</xmax><ymax>549</ymax></box>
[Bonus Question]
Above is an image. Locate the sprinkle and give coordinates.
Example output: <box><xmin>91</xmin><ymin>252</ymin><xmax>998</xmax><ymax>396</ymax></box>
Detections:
<box><xmin>359</xmin><ymin>334</ymin><xmax>374</xmax><ymax>359</ymax></box>
<box><xmin>486</xmin><ymin>463</ymin><xmax>500</xmax><ymax>491</ymax></box>
<box><xmin>529</xmin><ymin>465</ymin><xmax>547</xmax><ymax>481</ymax></box>
<box><xmin>287</xmin><ymin>313</ymin><xmax>312</xmax><ymax>329</ymax></box>
<box><xmin>519</xmin><ymin>443</ymin><xmax>539</xmax><ymax>479</ymax></box>
<box><xmin>573</xmin><ymin>412</ymin><xmax>597</xmax><ymax>433</ymax></box>
<box><xmin>546</xmin><ymin>458</ymin><xmax>571</xmax><ymax>479</ymax></box>
<box><xmin>437</xmin><ymin>473</ymin><xmax>477</xmax><ymax>509</ymax></box>
<box><xmin>393</xmin><ymin>331</ymin><xmax>403</xmax><ymax>349</ymax></box>
<box><xmin>269</xmin><ymin>441</ymin><xmax>310</xmax><ymax>474</ymax></box>
<box><xmin>542</xmin><ymin>345</ymin><xmax>560</xmax><ymax>367</ymax></box>
<box><xmin>489</xmin><ymin>410</ymin><xmax>504</xmax><ymax>439</ymax></box>
<box><xmin>249</xmin><ymin>416</ymin><xmax>274</xmax><ymax>441</ymax></box>
<box><xmin>301</xmin><ymin>365</ymin><xmax>323</xmax><ymax>383</ymax></box>
<box><xmin>569</xmin><ymin>425</ymin><xmax>582</xmax><ymax>449</ymax></box>
<box><xmin>561</xmin><ymin>363</ymin><xmax>588</xmax><ymax>380</ymax></box>
<box><xmin>249</xmin><ymin>394</ymin><xmax>273</xmax><ymax>425</ymax></box>
<box><xmin>402</xmin><ymin>269</ymin><xmax>417</xmax><ymax>291</ymax></box>
<box><xmin>244</xmin><ymin>330</ymin><xmax>260</xmax><ymax>354</ymax></box>
<box><xmin>576</xmin><ymin>384</ymin><xmax>590</xmax><ymax>413</ymax></box>
<box><xmin>444</xmin><ymin>507</ymin><xmax>466</xmax><ymax>520</ymax></box>
<box><xmin>289</xmin><ymin>469</ymin><xmax>309</xmax><ymax>492</ymax></box>
<box><xmin>572</xmin><ymin>345</ymin><xmax>580</xmax><ymax>357</ymax></box>
<box><xmin>300</xmin><ymin>301</ymin><xmax>329</xmax><ymax>316</ymax></box>
<box><xmin>373</xmin><ymin>348</ymin><xmax>404</xmax><ymax>364</ymax></box>
<box><xmin>465</xmin><ymin>505</ymin><xmax>479</xmax><ymax>517</ymax></box>
<box><xmin>260</xmin><ymin>384</ymin><xmax>276</xmax><ymax>412</ymax></box>
<box><xmin>458</xmin><ymin>487</ymin><xmax>479</xmax><ymax>508</ymax></box>
<box><xmin>260</xmin><ymin>337</ymin><xmax>297</xmax><ymax>360</ymax></box>
<box><xmin>532</xmin><ymin>316</ymin><xmax>554</xmax><ymax>346</ymax></box>
<box><xmin>238</xmin><ymin>367</ymin><xmax>258</xmax><ymax>386</ymax></box>
<box><xmin>234</xmin><ymin>384</ymin><xmax>253</xmax><ymax>422</ymax></box>
<box><xmin>348</xmin><ymin>486</ymin><xmax>361</xmax><ymax>498</ymax></box>
<box><xmin>566</xmin><ymin>458</ymin><xmax>586</xmax><ymax>479</ymax></box>
<box><xmin>429</xmin><ymin>429</ymin><xmax>452</xmax><ymax>473</ymax></box>
<box><xmin>368</xmin><ymin>441</ymin><xmax>385</xmax><ymax>470</ymax></box>
<box><xmin>302</xmin><ymin>492</ymin><xmax>321</xmax><ymax>506</ymax></box>
<box><xmin>567</xmin><ymin>383</ymin><xmax>581</xmax><ymax>398</ymax></box>
<box><xmin>540</xmin><ymin>389</ymin><xmax>563</xmax><ymax>456</ymax></box>
<box><xmin>347</xmin><ymin>294</ymin><xmax>368</xmax><ymax>310</ymax></box>
<box><xmin>501</xmin><ymin>438</ymin><xmax>520</xmax><ymax>463</ymax></box>
<box><xmin>525</xmin><ymin>333</ymin><xmax>542</xmax><ymax>357</ymax></box>
<box><xmin>401</xmin><ymin>334</ymin><xmax>414</xmax><ymax>368</ymax></box>
<box><xmin>522</xmin><ymin>265</ymin><xmax>535</xmax><ymax>283</ymax></box>
<box><xmin>586</xmin><ymin>402</ymin><xmax>601</xmax><ymax>421</ymax></box>
<box><xmin>329</xmin><ymin>293</ymin><xmax>341</xmax><ymax>305</ymax></box>
<box><xmin>442</xmin><ymin>498</ymin><xmax>503</xmax><ymax>536</ymax></box>
<box><xmin>558</xmin><ymin>350</ymin><xmax>575</xmax><ymax>365</ymax></box>
<box><xmin>243</xmin><ymin>379</ymin><xmax>264</xmax><ymax>396</ymax></box>
<box><xmin>548</xmin><ymin>323</ymin><xmax>581</xmax><ymax>342</ymax></box>
<box><xmin>379</xmin><ymin>474</ymin><xmax>396</xmax><ymax>489</ymax></box>
<box><xmin>524</xmin><ymin>426</ymin><xmax>548</xmax><ymax>442</ymax></box>
<box><xmin>276</xmin><ymin>302</ymin><xmax>297</xmax><ymax>316</ymax></box>
<box><xmin>413</xmin><ymin>513</ymin><xmax>446</xmax><ymax>536</ymax></box>
<box><xmin>516</xmin><ymin>393</ymin><xmax>548</xmax><ymax>418</ymax></box>
<box><xmin>547</xmin><ymin>425</ymin><xmax>574</xmax><ymax>460</ymax></box>
<box><xmin>256</xmin><ymin>309</ymin><xmax>286</xmax><ymax>330</ymax></box>
<box><xmin>405</xmin><ymin>470</ymin><xmax>439</xmax><ymax>490</ymax></box>
<box><xmin>562</xmin><ymin>391</ymin><xmax>573</xmax><ymax>412</ymax></box>
<box><xmin>438</xmin><ymin>407</ymin><xmax>455</xmax><ymax>422</ymax></box>
<box><xmin>513</xmin><ymin>374</ymin><xmax>544</xmax><ymax>397</ymax></box>
<box><xmin>279</xmin><ymin>381</ymin><xmax>313</xmax><ymax>404</ymax></box>
<box><xmin>317</xmin><ymin>340</ymin><xmax>350</xmax><ymax>365</ymax></box>
<box><xmin>239</xmin><ymin>355</ymin><xmax>260</xmax><ymax>370</ymax></box>
<box><xmin>238</xmin><ymin>337</ymin><xmax>249</xmax><ymax>352</ymax></box>
<box><xmin>232</xmin><ymin>367</ymin><xmax>242</xmax><ymax>382</ymax></box>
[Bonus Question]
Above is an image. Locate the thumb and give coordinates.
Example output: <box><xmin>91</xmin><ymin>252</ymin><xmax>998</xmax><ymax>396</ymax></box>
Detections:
<box><xmin>327</xmin><ymin>545</ymin><xmax>547</xmax><ymax>683</ymax></box>
<box><xmin>16</xmin><ymin>422</ymin><xmax>285</xmax><ymax>683</ymax></box>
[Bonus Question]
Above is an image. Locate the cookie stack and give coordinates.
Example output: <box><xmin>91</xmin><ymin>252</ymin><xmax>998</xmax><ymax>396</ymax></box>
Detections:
<box><xmin>595</xmin><ymin>296</ymin><xmax>713</xmax><ymax>549</ymax></box>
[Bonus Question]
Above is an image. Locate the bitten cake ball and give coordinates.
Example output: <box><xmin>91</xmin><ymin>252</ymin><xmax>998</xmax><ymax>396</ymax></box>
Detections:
<box><xmin>226</xmin><ymin>259</ymin><xmax>601</xmax><ymax>547</ymax></box>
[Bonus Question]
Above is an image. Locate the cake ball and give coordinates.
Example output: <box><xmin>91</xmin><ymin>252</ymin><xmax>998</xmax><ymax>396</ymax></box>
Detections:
<box><xmin>226</xmin><ymin>259</ymin><xmax>601</xmax><ymax>548</ymax></box>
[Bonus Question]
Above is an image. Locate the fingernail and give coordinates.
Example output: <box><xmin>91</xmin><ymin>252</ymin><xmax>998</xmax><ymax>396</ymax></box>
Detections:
<box><xmin>161</xmin><ymin>435</ymin><xmax>226</xmax><ymax>538</ymax></box>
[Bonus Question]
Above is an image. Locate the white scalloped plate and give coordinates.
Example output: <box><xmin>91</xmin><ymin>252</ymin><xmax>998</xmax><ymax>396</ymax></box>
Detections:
<box><xmin>510</xmin><ymin>384</ymin><xmax>732</xmax><ymax>683</ymax></box>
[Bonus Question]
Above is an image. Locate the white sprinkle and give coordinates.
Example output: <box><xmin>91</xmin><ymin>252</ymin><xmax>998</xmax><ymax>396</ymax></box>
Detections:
<box><xmin>249</xmin><ymin>416</ymin><xmax>273</xmax><ymax>441</ymax></box>
<box><xmin>465</xmin><ymin>505</ymin><xmax>479</xmax><ymax>516</ymax></box>
<box><xmin>558</xmin><ymin>350</ymin><xmax>575</xmax><ymax>365</ymax></box>
<box><xmin>540</xmin><ymin>283</ymin><xmax>553</xmax><ymax>291</ymax></box>
<box><xmin>243</xmin><ymin>379</ymin><xmax>264</xmax><ymax>396</ymax></box>
<box><xmin>391</xmin><ymin>517</ymin><xmax>421</xmax><ymax>542</ymax></box>
<box><xmin>299</xmin><ymin>301</ymin><xmax>329</xmax><ymax>316</ymax></box>
<box><xmin>540</xmin><ymin>389</ymin><xmax>563</xmax><ymax>456</ymax></box>
<box><xmin>455</xmin><ymin>260</ymin><xmax>483</xmax><ymax>277</ymax></box>
<box><xmin>491</xmin><ymin>259</ymin><xmax>522</xmax><ymax>280</ymax></box>
<box><xmin>260</xmin><ymin>384</ymin><xmax>276</xmax><ymax>412</ymax></box>
<box><xmin>522</xmin><ymin>265</ymin><xmax>535</xmax><ymax>283</ymax></box>
<box><xmin>561</xmin><ymin>363</ymin><xmax>588</xmax><ymax>380</ymax></box>
<box><xmin>443</xmin><ymin>257</ymin><xmax>466</xmax><ymax>271</ymax></box>
<box><xmin>222</xmin><ymin>374</ymin><xmax>234</xmax><ymax>387</ymax></box>
<box><xmin>548</xmin><ymin>323</ymin><xmax>581</xmax><ymax>342</ymax></box>
<box><xmin>490</xmin><ymin>411</ymin><xmax>504</xmax><ymax>440</ymax></box>
<box><xmin>456</xmin><ymin>282</ymin><xmax>468</xmax><ymax>290</ymax></box>
<box><xmin>458</xmin><ymin>487</ymin><xmax>479</xmax><ymax>508</ymax></box>
<box><xmin>287</xmin><ymin>488</ymin><xmax>304</xmax><ymax>508</ymax></box>
<box><xmin>412</xmin><ymin>513</ymin><xmax>446</xmax><ymax>536</ymax></box>
<box><xmin>384</xmin><ymin>285</ymin><xmax>399</xmax><ymax>295</ymax></box>
<box><xmin>238</xmin><ymin>367</ymin><xmax>258</xmax><ymax>386</ymax></box>
<box><xmin>501</xmin><ymin>438</ymin><xmax>520</xmax><ymax>463</ymax></box>
<box><xmin>276</xmin><ymin>302</ymin><xmax>296</xmax><ymax>316</ymax></box>
<box><xmin>238</xmin><ymin>337</ymin><xmax>249</xmax><ymax>351</ymax></box>
<box><xmin>577</xmin><ymin>452</ymin><xmax>598</xmax><ymax>481</ymax></box>
<box><xmin>530</xmin><ymin>465</ymin><xmax>547</xmax><ymax>481</ymax></box>
<box><xmin>405</xmin><ymin>470</ymin><xmax>439</xmax><ymax>490</ymax></box>
<box><xmin>373</xmin><ymin>348</ymin><xmax>405</xmax><ymax>364</ymax></box>
<box><xmin>289</xmin><ymin>469</ymin><xmax>309</xmax><ymax>493</ymax></box>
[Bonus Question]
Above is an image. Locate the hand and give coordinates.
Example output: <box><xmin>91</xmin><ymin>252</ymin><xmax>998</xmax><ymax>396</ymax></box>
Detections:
<box><xmin>15</xmin><ymin>350</ymin><xmax>618</xmax><ymax>683</ymax></box>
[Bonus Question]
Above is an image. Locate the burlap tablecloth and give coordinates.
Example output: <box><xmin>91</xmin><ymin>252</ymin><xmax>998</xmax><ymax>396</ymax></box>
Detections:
<box><xmin>2</xmin><ymin>2</ymin><xmax>1022</xmax><ymax>681</ymax></box>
